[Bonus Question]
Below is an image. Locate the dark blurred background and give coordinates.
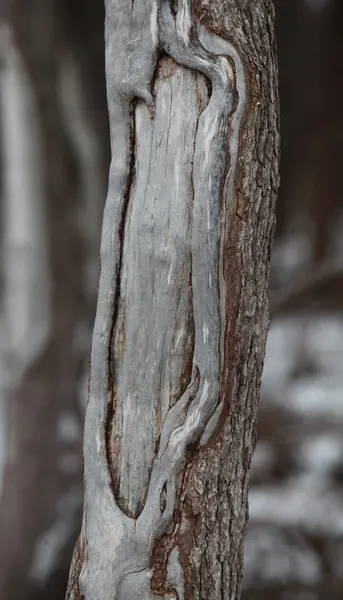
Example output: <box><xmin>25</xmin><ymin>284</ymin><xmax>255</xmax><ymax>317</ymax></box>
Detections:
<box><xmin>0</xmin><ymin>1</ymin><xmax>342</xmax><ymax>599</ymax></box>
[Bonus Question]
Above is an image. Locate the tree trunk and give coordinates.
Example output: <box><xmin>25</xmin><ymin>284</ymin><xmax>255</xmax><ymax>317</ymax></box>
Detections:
<box><xmin>0</xmin><ymin>27</ymin><xmax>84</xmax><ymax>600</ymax></box>
<box><xmin>0</xmin><ymin>3</ymin><xmax>110</xmax><ymax>597</ymax></box>
<box><xmin>66</xmin><ymin>1</ymin><xmax>279</xmax><ymax>599</ymax></box>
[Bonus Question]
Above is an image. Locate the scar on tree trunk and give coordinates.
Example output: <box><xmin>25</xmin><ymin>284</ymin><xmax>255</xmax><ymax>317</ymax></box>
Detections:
<box><xmin>66</xmin><ymin>1</ymin><xmax>279</xmax><ymax>599</ymax></box>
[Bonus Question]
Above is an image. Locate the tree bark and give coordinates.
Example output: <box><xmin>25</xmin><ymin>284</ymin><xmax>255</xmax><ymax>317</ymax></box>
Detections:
<box><xmin>67</xmin><ymin>1</ymin><xmax>279</xmax><ymax>599</ymax></box>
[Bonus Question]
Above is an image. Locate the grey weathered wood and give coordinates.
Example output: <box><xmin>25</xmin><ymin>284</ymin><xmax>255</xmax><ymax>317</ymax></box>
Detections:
<box><xmin>66</xmin><ymin>1</ymin><xmax>279</xmax><ymax>599</ymax></box>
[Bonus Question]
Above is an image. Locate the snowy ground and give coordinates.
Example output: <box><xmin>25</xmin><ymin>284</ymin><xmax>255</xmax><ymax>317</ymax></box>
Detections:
<box><xmin>1</xmin><ymin>225</ymin><xmax>343</xmax><ymax>596</ymax></box>
<box><xmin>243</xmin><ymin>314</ymin><xmax>343</xmax><ymax>598</ymax></box>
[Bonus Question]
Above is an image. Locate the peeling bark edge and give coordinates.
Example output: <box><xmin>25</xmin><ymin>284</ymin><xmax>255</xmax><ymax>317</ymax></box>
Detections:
<box><xmin>178</xmin><ymin>2</ymin><xmax>280</xmax><ymax>598</ymax></box>
<box><xmin>66</xmin><ymin>1</ymin><xmax>279</xmax><ymax>599</ymax></box>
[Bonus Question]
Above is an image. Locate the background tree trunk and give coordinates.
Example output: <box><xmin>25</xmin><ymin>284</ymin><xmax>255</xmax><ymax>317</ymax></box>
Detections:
<box><xmin>0</xmin><ymin>2</ymin><xmax>109</xmax><ymax>598</ymax></box>
<box><xmin>0</xmin><ymin>25</ymin><xmax>84</xmax><ymax>600</ymax></box>
<box><xmin>69</xmin><ymin>0</ymin><xmax>280</xmax><ymax>598</ymax></box>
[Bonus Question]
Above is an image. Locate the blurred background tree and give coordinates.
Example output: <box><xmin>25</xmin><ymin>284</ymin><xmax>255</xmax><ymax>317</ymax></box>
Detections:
<box><xmin>0</xmin><ymin>0</ymin><xmax>342</xmax><ymax>599</ymax></box>
<box><xmin>0</xmin><ymin>1</ymin><xmax>109</xmax><ymax>598</ymax></box>
<box><xmin>243</xmin><ymin>1</ymin><xmax>343</xmax><ymax>600</ymax></box>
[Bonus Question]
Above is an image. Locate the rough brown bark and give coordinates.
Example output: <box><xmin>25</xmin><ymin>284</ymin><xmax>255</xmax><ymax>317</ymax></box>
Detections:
<box><xmin>67</xmin><ymin>1</ymin><xmax>279</xmax><ymax>599</ymax></box>
<box><xmin>173</xmin><ymin>2</ymin><xmax>279</xmax><ymax>597</ymax></box>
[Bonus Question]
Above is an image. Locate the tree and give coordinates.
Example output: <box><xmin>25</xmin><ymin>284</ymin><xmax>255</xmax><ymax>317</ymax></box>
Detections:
<box><xmin>66</xmin><ymin>1</ymin><xmax>279</xmax><ymax>599</ymax></box>
<box><xmin>0</xmin><ymin>2</ymin><xmax>109</xmax><ymax>598</ymax></box>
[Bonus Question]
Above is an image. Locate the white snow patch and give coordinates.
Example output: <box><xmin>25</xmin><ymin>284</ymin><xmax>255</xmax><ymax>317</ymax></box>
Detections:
<box><xmin>29</xmin><ymin>487</ymin><xmax>82</xmax><ymax>584</ymax></box>
<box><xmin>262</xmin><ymin>315</ymin><xmax>343</xmax><ymax>421</ymax></box>
<box><xmin>249</xmin><ymin>475</ymin><xmax>343</xmax><ymax>535</ymax></box>
<box><xmin>289</xmin><ymin>377</ymin><xmax>343</xmax><ymax>419</ymax></box>
<box><xmin>244</xmin><ymin>526</ymin><xmax>321</xmax><ymax>586</ymax></box>
<box><xmin>299</xmin><ymin>434</ymin><xmax>343</xmax><ymax>476</ymax></box>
